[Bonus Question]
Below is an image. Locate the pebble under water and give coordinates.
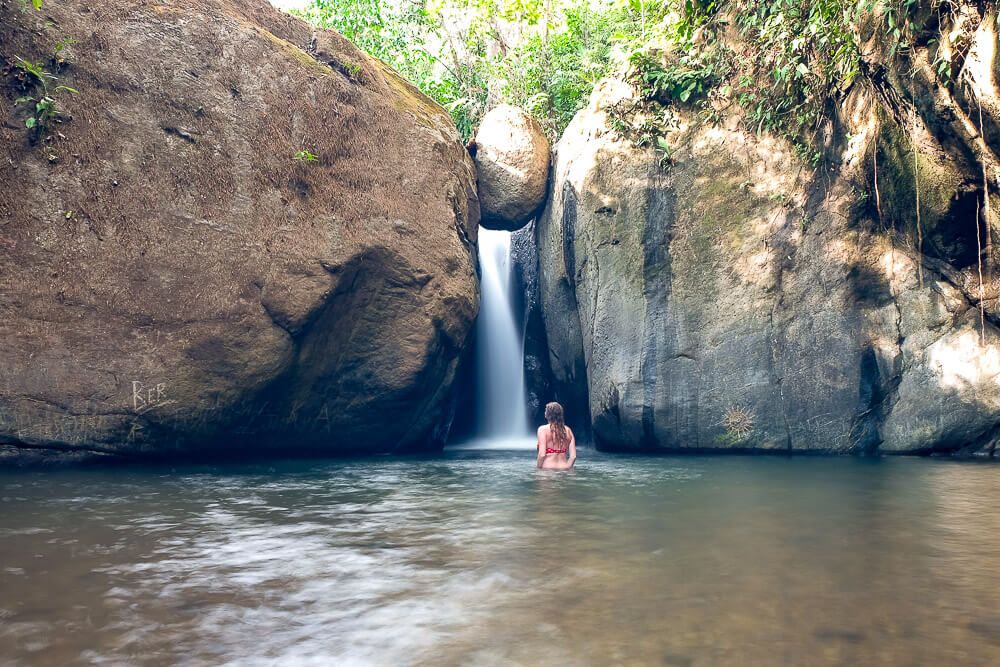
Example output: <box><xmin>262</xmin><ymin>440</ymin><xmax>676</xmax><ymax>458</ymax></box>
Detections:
<box><xmin>3</xmin><ymin>450</ymin><xmax>1000</xmax><ymax>666</ymax></box>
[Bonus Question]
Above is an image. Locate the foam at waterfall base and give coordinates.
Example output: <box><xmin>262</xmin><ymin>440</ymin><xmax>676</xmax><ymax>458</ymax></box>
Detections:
<box><xmin>448</xmin><ymin>436</ymin><xmax>537</xmax><ymax>451</ymax></box>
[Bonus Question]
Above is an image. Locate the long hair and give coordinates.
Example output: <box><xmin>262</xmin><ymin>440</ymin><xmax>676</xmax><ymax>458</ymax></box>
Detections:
<box><xmin>544</xmin><ymin>401</ymin><xmax>568</xmax><ymax>448</ymax></box>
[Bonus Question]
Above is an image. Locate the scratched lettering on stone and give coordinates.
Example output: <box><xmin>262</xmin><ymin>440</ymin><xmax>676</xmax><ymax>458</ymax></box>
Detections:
<box><xmin>315</xmin><ymin>404</ymin><xmax>332</xmax><ymax>432</ymax></box>
<box><xmin>132</xmin><ymin>381</ymin><xmax>169</xmax><ymax>412</ymax></box>
<box><xmin>0</xmin><ymin>404</ymin><xmax>113</xmax><ymax>445</ymax></box>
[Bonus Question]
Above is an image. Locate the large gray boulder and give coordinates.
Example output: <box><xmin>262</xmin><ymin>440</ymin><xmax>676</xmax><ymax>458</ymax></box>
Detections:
<box><xmin>474</xmin><ymin>105</ymin><xmax>550</xmax><ymax>231</ymax></box>
<box><xmin>0</xmin><ymin>0</ymin><xmax>479</xmax><ymax>462</ymax></box>
<box><xmin>536</xmin><ymin>78</ymin><xmax>1000</xmax><ymax>454</ymax></box>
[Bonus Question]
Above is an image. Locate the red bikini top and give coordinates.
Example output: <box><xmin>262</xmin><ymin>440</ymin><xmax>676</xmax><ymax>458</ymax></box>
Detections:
<box><xmin>544</xmin><ymin>447</ymin><xmax>567</xmax><ymax>455</ymax></box>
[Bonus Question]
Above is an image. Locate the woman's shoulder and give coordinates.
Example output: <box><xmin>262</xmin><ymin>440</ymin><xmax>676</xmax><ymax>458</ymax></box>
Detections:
<box><xmin>537</xmin><ymin>424</ymin><xmax>550</xmax><ymax>435</ymax></box>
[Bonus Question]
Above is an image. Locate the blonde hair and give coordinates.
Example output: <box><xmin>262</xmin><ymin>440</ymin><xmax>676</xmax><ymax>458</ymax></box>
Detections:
<box><xmin>544</xmin><ymin>401</ymin><xmax>568</xmax><ymax>448</ymax></box>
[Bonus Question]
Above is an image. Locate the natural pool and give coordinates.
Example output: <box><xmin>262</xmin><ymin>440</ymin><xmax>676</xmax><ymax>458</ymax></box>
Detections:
<box><xmin>3</xmin><ymin>450</ymin><xmax>1000</xmax><ymax>666</ymax></box>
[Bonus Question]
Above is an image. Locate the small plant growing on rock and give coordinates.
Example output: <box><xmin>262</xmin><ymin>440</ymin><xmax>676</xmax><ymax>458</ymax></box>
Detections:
<box><xmin>656</xmin><ymin>136</ymin><xmax>673</xmax><ymax>169</ymax></box>
<box><xmin>769</xmin><ymin>192</ymin><xmax>793</xmax><ymax>208</ymax></box>
<box><xmin>293</xmin><ymin>150</ymin><xmax>319</xmax><ymax>162</ymax></box>
<box><xmin>324</xmin><ymin>57</ymin><xmax>361</xmax><ymax>81</ymax></box>
<box><xmin>52</xmin><ymin>37</ymin><xmax>78</xmax><ymax>66</ymax></box>
<box><xmin>606</xmin><ymin>99</ymin><xmax>677</xmax><ymax>164</ymax></box>
<box><xmin>722</xmin><ymin>405</ymin><xmax>755</xmax><ymax>441</ymax></box>
<box><xmin>628</xmin><ymin>50</ymin><xmax>720</xmax><ymax>106</ymax></box>
<box><xmin>13</xmin><ymin>57</ymin><xmax>78</xmax><ymax>139</ymax></box>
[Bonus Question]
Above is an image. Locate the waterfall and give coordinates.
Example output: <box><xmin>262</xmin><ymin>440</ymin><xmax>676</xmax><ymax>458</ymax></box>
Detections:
<box><xmin>474</xmin><ymin>228</ymin><xmax>530</xmax><ymax>444</ymax></box>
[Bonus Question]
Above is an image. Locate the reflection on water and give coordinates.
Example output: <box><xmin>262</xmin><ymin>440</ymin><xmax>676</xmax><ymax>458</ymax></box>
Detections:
<box><xmin>3</xmin><ymin>452</ymin><xmax>1000</xmax><ymax>665</ymax></box>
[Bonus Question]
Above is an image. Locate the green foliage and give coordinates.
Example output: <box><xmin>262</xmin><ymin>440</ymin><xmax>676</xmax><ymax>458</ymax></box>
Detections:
<box><xmin>293</xmin><ymin>150</ymin><xmax>320</xmax><ymax>162</ymax></box>
<box><xmin>617</xmin><ymin>0</ymin><xmax>931</xmax><ymax>166</ymax></box>
<box><xmin>627</xmin><ymin>48</ymin><xmax>726</xmax><ymax>106</ymax></box>
<box><xmin>296</xmin><ymin>0</ymin><xmax>662</xmax><ymax>140</ymax></box>
<box><xmin>606</xmin><ymin>95</ymin><xmax>676</xmax><ymax>166</ymax></box>
<box><xmin>13</xmin><ymin>56</ymin><xmax>78</xmax><ymax>138</ymax></box>
<box><xmin>296</xmin><ymin>1</ymin><xmax>436</xmax><ymax>85</ymax></box>
<box><xmin>14</xmin><ymin>57</ymin><xmax>49</xmax><ymax>84</ymax></box>
<box><xmin>294</xmin><ymin>0</ymin><xmax>947</xmax><ymax>159</ymax></box>
<box><xmin>656</xmin><ymin>135</ymin><xmax>673</xmax><ymax>168</ymax></box>
<box><xmin>489</xmin><ymin>1</ymin><xmax>630</xmax><ymax>136</ymax></box>
<box><xmin>52</xmin><ymin>36</ymin><xmax>77</xmax><ymax>63</ymax></box>
<box><xmin>730</xmin><ymin>0</ymin><xmax>864</xmax><ymax>145</ymax></box>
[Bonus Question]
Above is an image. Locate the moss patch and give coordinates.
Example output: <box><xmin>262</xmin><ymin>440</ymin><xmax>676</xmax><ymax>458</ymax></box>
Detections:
<box><xmin>874</xmin><ymin>111</ymin><xmax>967</xmax><ymax>249</ymax></box>
<box><xmin>252</xmin><ymin>25</ymin><xmax>331</xmax><ymax>78</ymax></box>
<box><xmin>670</xmin><ymin>149</ymin><xmax>772</xmax><ymax>298</ymax></box>
<box><xmin>371</xmin><ymin>59</ymin><xmax>450</xmax><ymax>130</ymax></box>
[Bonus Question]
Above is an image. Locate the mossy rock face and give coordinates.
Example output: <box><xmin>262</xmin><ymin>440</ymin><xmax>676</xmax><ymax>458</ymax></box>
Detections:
<box><xmin>871</xmin><ymin>112</ymin><xmax>982</xmax><ymax>270</ymax></box>
<box><xmin>0</xmin><ymin>0</ymin><xmax>479</xmax><ymax>462</ymax></box>
<box><xmin>536</xmin><ymin>77</ymin><xmax>1000</xmax><ymax>455</ymax></box>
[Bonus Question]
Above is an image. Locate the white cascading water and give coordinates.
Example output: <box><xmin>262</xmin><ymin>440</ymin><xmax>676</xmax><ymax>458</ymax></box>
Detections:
<box><xmin>474</xmin><ymin>228</ymin><xmax>531</xmax><ymax>446</ymax></box>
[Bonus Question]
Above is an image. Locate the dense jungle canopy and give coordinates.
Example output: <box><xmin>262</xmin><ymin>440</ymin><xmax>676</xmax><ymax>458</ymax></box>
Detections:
<box><xmin>294</xmin><ymin>0</ymin><xmax>985</xmax><ymax>160</ymax></box>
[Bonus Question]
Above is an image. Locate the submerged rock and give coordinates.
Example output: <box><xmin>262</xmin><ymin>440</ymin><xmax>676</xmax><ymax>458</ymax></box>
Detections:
<box><xmin>0</xmin><ymin>0</ymin><xmax>479</xmax><ymax>461</ymax></box>
<box><xmin>474</xmin><ymin>105</ymin><xmax>550</xmax><ymax>231</ymax></box>
<box><xmin>536</xmin><ymin>73</ymin><xmax>1000</xmax><ymax>454</ymax></box>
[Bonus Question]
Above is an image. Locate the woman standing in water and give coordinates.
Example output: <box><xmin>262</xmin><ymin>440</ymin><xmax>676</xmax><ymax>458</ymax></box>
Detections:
<box><xmin>536</xmin><ymin>402</ymin><xmax>577</xmax><ymax>470</ymax></box>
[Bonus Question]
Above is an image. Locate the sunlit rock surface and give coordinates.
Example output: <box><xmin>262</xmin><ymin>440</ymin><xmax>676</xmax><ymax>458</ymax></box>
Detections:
<box><xmin>0</xmin><ymin>0</ymin><xmax>479</xmax><ymax>461</ymax></box>
<box><xmin>474</xmin><ymin>105</ymin><xmax>550</xmax><ymax>231</ymax></box>
<box><xmin>536</xmin><ymin>74</ymin><xmax>1000</xmax><ymax>454</ymax></box>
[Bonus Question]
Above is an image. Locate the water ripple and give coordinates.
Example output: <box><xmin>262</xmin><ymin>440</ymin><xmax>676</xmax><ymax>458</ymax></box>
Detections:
<box><xmin>3</xmin><ymin>453</ymin><xmax>1000</xmax><ymax>665</ymax></box>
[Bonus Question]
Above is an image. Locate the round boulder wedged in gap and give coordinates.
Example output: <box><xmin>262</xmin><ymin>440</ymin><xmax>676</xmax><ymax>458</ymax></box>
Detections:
<box><xmin>474</xmin><ymin>105</ymin><xmax>551</xmax><ymax>231</ymax></box>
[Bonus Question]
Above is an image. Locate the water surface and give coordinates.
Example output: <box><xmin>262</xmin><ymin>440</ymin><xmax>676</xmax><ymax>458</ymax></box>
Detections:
<box><xmin>3</xmin><ymin>451</ymin><xmax>1000</xmax><ymax>665</ymax></box>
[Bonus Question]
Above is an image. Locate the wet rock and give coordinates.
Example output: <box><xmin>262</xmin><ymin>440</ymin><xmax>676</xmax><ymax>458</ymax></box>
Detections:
<box><xmin>511</xmin><ymin>221</ymin><xmax>555</xmax><ymax>428</ymax></box>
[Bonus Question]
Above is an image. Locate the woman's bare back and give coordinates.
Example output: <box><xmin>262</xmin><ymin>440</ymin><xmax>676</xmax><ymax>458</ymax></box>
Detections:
<box><xmin>536</xmin><ymin>423</ymin><xmax>577</xmax><ymax>470</ymax></box>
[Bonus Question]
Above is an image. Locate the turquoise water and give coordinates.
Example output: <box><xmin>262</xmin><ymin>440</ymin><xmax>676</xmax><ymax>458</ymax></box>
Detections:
<box><xmin>3</xmin><ymin>451</ymin><xmax>1000</xmax><ymax>665</ymax></box>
